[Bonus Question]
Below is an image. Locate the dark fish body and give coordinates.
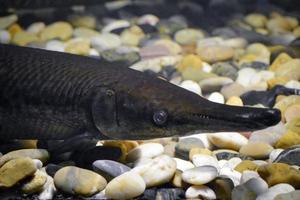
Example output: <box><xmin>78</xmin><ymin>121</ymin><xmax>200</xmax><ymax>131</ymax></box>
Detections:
<box><xmin>0</xmin><ymin>44</ymin><xmax>281</xmax><ymax>140</ymax></box>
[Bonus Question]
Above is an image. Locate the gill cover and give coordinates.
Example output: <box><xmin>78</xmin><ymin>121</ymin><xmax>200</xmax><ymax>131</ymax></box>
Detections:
<box><xmin>91</xmin><ymin>87</ymin><xmax>118</xmax><ymax>136</ymax></box>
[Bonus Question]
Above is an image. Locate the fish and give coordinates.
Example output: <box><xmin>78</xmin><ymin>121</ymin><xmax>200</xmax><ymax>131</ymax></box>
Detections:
<box><xmin>0</xmin><ymin>44</ymin><xmax>281</xmax><ymax>141</ymax></box>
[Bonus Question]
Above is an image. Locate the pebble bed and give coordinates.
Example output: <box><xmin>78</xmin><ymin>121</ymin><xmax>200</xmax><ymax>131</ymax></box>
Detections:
<box><xmin>0</xmin><ymin>0</ymin><xmax>300</xmax><ymax>199</ymax></box>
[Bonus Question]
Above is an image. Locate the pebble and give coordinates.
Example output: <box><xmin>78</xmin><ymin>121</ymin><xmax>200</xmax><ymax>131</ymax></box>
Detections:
<box><xmin>102</xmin><ymin>20</ymin><xmax>130</xmax><ymax>33</ymax></box>
<box><xmin>257</xmin><ymin>163</ymin><xmax>300</xmax><ymax>188</ymax></box>
<box><xmin>276</xmin><ymin>130</ymin><xmax>300</xmax><ymax>149</ymax></box>
<box><xmin>69</xmin><ymin>15</ymin><xmax>96</xmax><ymax>29</ymax></box>
<box><xmin>208</xmin><ymin>177</ymin><xmax>234</xmax><ymax>200</ymax></box>
<box><xmin>275</xmin><ymin>190</ymin><xmax>300</xmax><ymax>200</ymax></box>
<box><xmin>0</xmin><ymin>149</ymin><xmax>49</xmax><ymax>167</ymax></box>
<box><xmin>232</xmin><ymin>177</ymin><xmax>268</xmax><ymax>200</ymax></box>
<box><xmin>132</xmin><ymin>155</ymin><xmax>176</xmax><ymax>187</ymax></box>
<box><xmin>127</xmin><ymin>142</ymin><xmax>164</xmax><ymax>162</ymax></box>
<box><xmin>219</xmin><ymin>167</ymin><xmax>241</xmax><ymax>186</ymax></box>
<box><xmin>0</xmin><ymin>157</ymin><xmax>37</xmax><ymax>187</ymax></box>
<box><xmin>185</xmin><ymin>185</ymin><xmax>217</xmax><ymax>199</ymax></box>
<box><xmin>284</xmin><ymin>104</ymin><xmax>300</xmax><ymax>123</ymax></box>
<box><xmin>208</xmin><ymin>92</ymin><xmax>225</xmax><ymax>104</ymax></box>
<box><xmin>45</xmin><ymin>40</ymin><xmax>65</xmax><ymax>52</ymax></box>
<box><xmin>26</xmin><ymin>22</ymin><xmax>45</xmax><ymax>34</ymax></box>
<box><xmin>73</xmin><ymin>27</ymin><xmax>101</xmax><ymax>38</ymax></box>
<box><xmin>221</xmin><ymin>82</ymin><xmax>246</xmax><ymax>99</ymax></box>
<box><xmin>182</xmin><ymin>166</ymin><xmax>218</xmax><ymax>185</ymax></box>
<box><xmin>105</xmin><ymin>171</ymin><xmax>145</xmax><ymax>200</ymax></box>
<box><xmin>21</xmin><ymin>170</ymin><xmax>47</xmax><ymax>194</ymax></box>
<box><xmin>183</xmin><ymin>133</ymin><xmax>214</xmax><ymax>150</ymax></box>
<box><xmin>223</xmin><ymin>157</ymin><xmax>243</xmax><ymax>170</ymax></box>
<box><xmin>64</xmin><ymin>38</ymin><xmax>90</xmax><ymax>55</ymax></box>
<box><xmin>189</xmin><ymin>147</ymin><xmax>213</xmax><ymax>160</ymax></box>
<box><xmin>236</xmin><ymin>67</ymin><xmax>257</xmax><ymax>87</ymax></box>
<box><xmin>274</xmin><ymin>146</ymin><xmax>300</xmax><ymax>166</ymax></box>
<box><xmin>0</xmin><ymin>14</ymin><xmax>18</xmax><ymax>29</ymax></box>
<box><xmin>120</xmin><ymin>26</ymin><xmax>145</xmax><ymax>46</ymax></box>
<box><xmin>172</xmin><ymin>169</ymin><xmax>186</xmax><ymax>188</ymax></box>
<box><xmin>239</xmin><ymin>142</ymin><xmax>274</xmax><ymax>159</ymax></box>
<box><xmin>199</xmin><ymin>77</ymin><xmax>233</xmax><ymax>93</ymax></box>
<box><xmin>256</xmin><ymin>183</ymin><xmax>295</xmax><ymax>200</ymax></box>
<box><xmin>211</xmin><ymin>62</ymin><xmax>238</xmax><ymax>80</ymax></box>
<box><xmin>139</xmin><ymin>44</ymin><xmax>170</xmax><ymax>59</ymax></box>
<box><xmin>208</xmin><ymin>132</ymin><xmax>248</xmax><ymax>151</ymax></box>
<box><xmin>240</xmin><ymin>170</ymin><xmax>261</xmax><ymax>184</ymax></box>
<box><xmin>154</xmin><ymin>39</ymin><xmax>182</xmax><ymax>55</ymax></box>
<box><xmin>38</xmin><ymin>174</ymin><xmax>56</xmax><ymax>200</ymax></box>
<box><xmin>141</xmin><ymin>188</ymin><xmax>185</xmax><ymax>200</ymax></box>
<box><xmin>192</xmin><ymin>154</ymin><xmax>219</xmax><ymax>170</ymax></box>
<box><xmin>92</xmin><ymin>160</ymin><xmax>131</xmax><ymax>180</ymax></box>
<box><xmin>40</xmin><ymin>21</ymin><xmax>73</xmax><ymax>41</ymax></box>
<box><xmin>213</xmin><ymin>149</ymin><xmax>252</xmax><ymax>160</ymax></box>
<box><xmin>0</xmin><ymin>30</ymin><xmax>11</xmax><ymax>44</ymax></box>
<box><xmin>269</xmin><ymin>149</ymin><xmax>284</xmax><ymax>162</ymax></box>
<box><xmin>173</xmin><ymin>158</ymin><xmax>195</xmax><ymax>171</ymax></box>
<box><xmin>175</xmin><ymin>137</ymin><xmax>204</xmax><ymax>159</ymax></box>
<box><xmin>245</xmin><ymin>13</ymin><xmax>268</xmax><ymax>28</ymax></box>
<box><xmin>197</xmin><ymin>45</ymin><xmax>234</xmax><ymax>63</ymax></box>
<box><xmin>274</xmin><ymin>59</ymin><xmax>300</xmax><ymax>81</ymax></box>
<box><xmin>12</xmin><ymin>31</ymin><xmax>39</xmax><ymax>46</ymax></box>
<box><xmin>234</xmin><ymin>160</ymin><xmax>258</xmax><ymax>172</ymax></box>
<box><xmin>54</xmin><ymin>166</ymin><xmax>107</xmax><ymax>197</ymax></box>
<box><xmin>226</xmin><ymin>96</ymin><xmax>244</xmax><ymax>106</ymax></box>
<box><xmin>91</xmin><ymin>33</ymin><xmax>121</xmax><ymax>51</ymax></box>
<box><xmin>174</xmin><ymin>28</ymin><xmax>205</xmax><ymax>45</ymax></box>
<box><xmin>179</xmin><ymin>80</ymin><xmax>202</xmax><ymax>95</ymax></box>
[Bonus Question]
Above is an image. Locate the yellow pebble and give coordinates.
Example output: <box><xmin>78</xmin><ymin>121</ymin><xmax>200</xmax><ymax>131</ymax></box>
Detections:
<box><xmin>234</xmin><ymin>160</ymin><xmax>258</xmax><ymax>173</ymax></box>
<box><xmin>269</xmin><ymin>53</ymin><xmax>293</xmax><ymax>72</ymax></box>
<box><xmin>189</xmin><ymin>148</ymin><xmax>213</xmax><ymax>160</ymax></box>
<box><xmin>226</xmin><ymin>96</ymin><xmax>244</xmax><ymax>106</ymax></box>
<box><xmin>8</xmin><ymin>23</ymin><xmax>23</xmax><ymax>37</ymax></box>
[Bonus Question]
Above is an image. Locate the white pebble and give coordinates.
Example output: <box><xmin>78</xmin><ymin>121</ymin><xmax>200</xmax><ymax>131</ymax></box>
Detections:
<box><xmin>256</xmin><ymin>183</ymin><xmax>295</xmax><ymax>200</ymax></box>
<box><xmin>182</xmin><ymin>166</ymin><xmax>218</xmax><ymax>185</ymax></box>
<box><xmin>219</xmin><ymin>167</ymin><xmax>241</xmax><ymax>186</ymax></box>
<box><xmin>208</xmin><ymin>92</ymin><xmax>225</xmax><ymax>104</ymax></box>
<box><xmin>223</xmin><ymin>157</ymin><xmax>242</xmax><ymax>170</ymax></box>
<box><xmin>285</xmin><ymin>80</ymin><xmax>300</xmax><ymax>89</ymax></box>
<box><xmin>179</xmin><ymin>80</ymin><xmax>202</xmax><ymax>95</ymax></box>
<box><xmin>38</xmin><ymin>174</ymin><xmax>57</xmax><ymax>200</ymax></box>
<box><xmin>138</xmin><ymin>14</ymin><xmax>159</xmax><ymax>26</ymax></box>
<box><xmin>45</xmin><ymin>40</ymin><xmax>65</xmax><ymax>52</ymax></box>
<box><xmin>105</xmin><ymin>171</ymin><xmax>146</xmax><ymax>200</ymax></box>
<box><xmin>185</xmin><ymin>185</ymin><xmax>216</xmax><ymax>199</ymax></box>
<box><xmin>132</xmin><ymin>155</ymin><xmax>176</xmax><ymax>187</ymax></box>
<box><xmin>91</xmin><ymin>33</ymin><xmax>121</xmax><ymax>51</ymax></box>
<box><xmin>102</xmin><ymin>20</ymin><xmax>130</xmax><ymax>33</ymax></box>
<box><xmin>218</xmin><ymin>160</ymin><xmax>228</xmax><ymax>168</ymax></box>
<box><xmin>127</xmin><ymin>143</ymin><xmax>164</xmax><ymax>162</ymax></box>
<box><xmin>173</xmin><ymin>158</ymin><xmax>195</xmax><ymax>172</ymax></box>
<box><xmin>269</xmin><ymin>149</ymin><xmax>284</xmax><ymax>162</ymax></box>
<box><xmin>236</xmin><ymin>67</ymin><xmax>257</xmax><ymax>87</ymax></box>
<box><xmin>192</xmin><ymin>154</ymin><xmax>219</xmax><ymax>171</ymax></box>
<box><xmin>252</xmin><ymin>160</ymin><xmax>268</xmax><ymax>166</ymax></box>
<box><xmin>0</xmin><ymin>30</ymin><xmax>11</xmax><ymax>44</ymax></box>
<box><xmin>208</xmin><ymin>132</ymin><xmax>248</xmax><ymax>151</ymax></box>
<box><xmin>88</xmin><ymin>48</ymin><xmax>100</xmax><ymax>56</ymax></box>
<box><xmin>33</xmin><ymin>159</ymin><xmax>43</xmax><ymax>169</ymax></box>
<box><xmin>202</xmin><ymin>62</ymin><xmax>212</xmax><ymax>73</ymax></box>
<box><xmin>240</xmin><ymin>170</ymin><xmax>261</xmax><ymax>184</ymax></box>
<box><xmin>27</xmin><ymin>22</ymin><xmax>45</xmax><ymax>34</ymax></box>
<box><xmin>181</xmin><ymin>133</ymin><xmax>213</xmax><ymax>150</ymax></box>
<box><xmin>244</xmin><ymin>177</ymin><xmax>268</xmax><ymax>195</ymax></box>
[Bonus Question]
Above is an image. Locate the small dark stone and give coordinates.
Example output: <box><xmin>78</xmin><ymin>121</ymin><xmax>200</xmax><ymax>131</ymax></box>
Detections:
<box><xmin>211</xmin><ymin>62</ymin><xmax>238</xmax><ymax>80</ymax></box>
<box><xmin>92</xmin><ymin>160</ymin><xmax>131</xmax><ymax>180</ymax></box>
<box><xmin>208</xmin><ymin>176</ymin><xmax>234</xmax><ymax>200</ymax></box>
<box><xmin>46</xmin><ymin>164</ymin><xmax>63</xmax><ymax>177</ymax></box>
<box><xmin>175</xmin><ymin>137</ymin><xmax>204</xmax><ymax>160</ymax></box>
<box><xmin>139</xmin><ymin>24</ymin><xmax>158</xmax><ymax>34</ymax></box>
<box><xmin>274</xmin><ymin>145</ymin><xmax>300</xmax><ymax>166</ymax></box>
<box><xmin>240</xmin><ymin>62</ymin><xmax>268</xmax><ymax>70</ymax></box>
<box><xmin>136</xmin><ymin>188</ymin><xmax>185</xmax><ymax>200</ymax></box>
<box><xmin>215</xmin><ymin>151</ymin><xmax>253</xmax><ymax>161</ymax></box>
<box><xmin>158</xmin><ymin>65</ymin><xmax>179</xmax><ymax>80</ymax></box>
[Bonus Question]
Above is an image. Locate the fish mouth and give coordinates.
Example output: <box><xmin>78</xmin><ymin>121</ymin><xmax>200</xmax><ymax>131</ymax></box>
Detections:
<box><xmin>186</xmin><ymin>104</ymin><xmax>281</xmax><ymax>132</ymax></box>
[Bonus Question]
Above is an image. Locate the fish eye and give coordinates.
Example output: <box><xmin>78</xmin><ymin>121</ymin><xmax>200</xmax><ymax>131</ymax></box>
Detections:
<box><xmin>153</xmin><ymin>110</ymin><xmax>168</xmax><ymax>126</ymax></box>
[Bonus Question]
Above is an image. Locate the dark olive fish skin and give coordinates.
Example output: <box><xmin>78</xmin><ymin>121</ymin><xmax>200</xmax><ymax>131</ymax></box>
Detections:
<box><xmin>0</xmin><ymin>44</ymin><xmax>281</xmax><ymax>140</ymax></box>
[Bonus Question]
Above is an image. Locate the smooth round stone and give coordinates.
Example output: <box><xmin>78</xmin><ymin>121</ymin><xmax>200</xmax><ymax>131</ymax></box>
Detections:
<box><xmin>240</xmin><ymin>170</ymin><xmax>261</xmax><ymax>184</ymax></box>
<box><xmin>221</xmin><ymin>83</ymin><xmax>246</xmax><ymax>100</ymax></box>
<box><xmin>69</xmin><ymin>15</ymin><xmax>96</xmax><ymax>29</ymax></box>
<box><xmin>120</xmin><ymin>26</ymin><xmax>145</xmax><ymax>46</ymax></box>
<box><xmin>269</xmin><ymin>149</ymin><xmax>284</xmax><ymax>162</ymax></box>
<box><xmin>226</xmin><ymin>96</ymin><xmax>244</xmax><ymax>106</ymax></box>
<box><xmin>211</xmin><ymin>62</ymin><xmax>238</xmax><ymax>80</ymax></box>
<box><xmin>0</xmin><ymin>30</ymin><xmax>11</xmax><ymax>44</ymax></box>
<box><xmin>239</xmin><ymin>142</ymin><xmax>274</xmax><ymax>159</ymax></box>
<box><xmin>285</xmin><ymin>80</ymin><xmax>300</xmax><ymax>89</ymax></box>
<box><xmin>199</xmin><ymin>77</ymin><xmax>233</xmax><ymax>93</ymax></box>
<box><xmin>269</xmin><ymin>52</ymin><xmax>293</xmax><ymax>72</ymax></box>
<box><xmin>245</xmin><ymin>13</ymin><xmax>268</xmax><ymax>28</ymax></box>
<box><xmin>197</xmin><ymin>45</ymin><xmax>234</xmax><ymax>63</ymax></box>
<box><xmin>103</xmin><ymin>49</ymin><xmax>140</xmax><ymax>65</ymax></box>
<box><xmin>236</xmin><ymin>67</ymin><xmax>257</xmax><ymax>87</ymax></box>
<box><xmin>45</xmin><ymin>40</ymin><xmax>65</xmax><ymax>52</ymax></box>
<box><xmin>182</xmin><ymin>166</ymin><xmax>218</xmax><ymax>185</ymax></box>
<box><xmin>192</xmin><ymin>154</ymin><xmax>219</xmax><ymax>170</ymax></box>
<box><xmin>0</xmin><ymin>149</ymin><xmax>49</xmax><ymax>167</ymax></box>
<box><xmin>172</xmin><ymin>169</ymin><xmax>186</xmax><ymax>188</ymax></box>
<box><xmin>175</xmin><ymin>137</ymin><xmax>205</xmax><ymax>160</ymax></box>
<box><xmin>208</xmin><ymin>92</ymin><xmax>225</xmax><ymax>104</ymax></box>
<box><xmin>64</xmin><ymin>38</ymin><xmax>90</xmax><ymax>55</ymax></box>
<box><xmin>12</xmin><ymin>31</ymin><xmax>39</xmax><ymax>46</ymax></box>
<box><xmin>132</xmin><ymin>155</ymin><xmax>176</xmax><ymax>187</ymax></box>
<box><xmin>275</xmin><ymin>96</ymin><xmax>300</xmax><ymax>118</ymax></box>
<box><xmin>219</xmin><ymin>167</ymin><xmax>241</xmax><ymax>186</ymax></box>
<box><xmin>275</xmin><ymin>190</ymin><xmax>300</xmax><ymax>200</ymax></box>
<box><xmin>0</xmin><ymin>14</ymin><xmax>17</xmax><ymax>29</ymax></box>
<box><xmin>223</xmin><ymin>157</ymin><xmax>243</xmax><ymax>170</ymax></box>
<box><xmin>92</xmin><ymin>160</ymin><xmax>130</xmax><ymax>180</ymax></box>
<box><xmin>185</xmin><ymin>185</ymin><xmax>216</xmax><ymax>199</ymax></box>
<box><xmin>38</xmin><ymin>173</ymin><xmax>56</xmax><ymax>200</ymax></box>
<box><xmin>105</xmin><ymin>171</ymin><xmax>145</xmax><ymax>200</ymax></box>
<box><xmin>208</xmin><ymin>177</ymin><xmax>234</xmax><ymax>200</ymax></box>
<box><xmin>27</xmin><ymin>22</ymin><xmax>45</xmax><ymax>34</ymax></box>
<box><xmin>21</xmin><ymin>170</ymin><xmax>47</xmax><ymax>194</ymax></box>
<box><xmin>73</xmin><ymin>27</ymin><xmax>101</xmax><ymax>38</ymax></box>
<box><xmin>179</xmin><ymin>80</ymin><xmax>202</xmax><ymax>95</ymax></box>
<box><xmin>213</xmin><ymin>149</ymin><xmax>252</xmax><ymax>161</ymax></box>
<box><xmin>267</xmin><ymin>17</ymin><xmax>293</xmax><ymax>34</ymax></box>
<box><xmin>127</xmin><ymin>143</ymin><xmax>164</xmax><ymax>162</ymax></box>
<box><xmin>256</xmin><ymin>184</ymin><xmax>295</xmax><ymax>200</ymax></box>
<box><xmin>234</xmin><ymin>160</ymin><xmax>258</xmax><ymax>173</ymax></box>
<box><xmin>141</xmin><ymin>188</ymin><xmax>185</xmax><ymax>200</ymax></box>
<box><xmin>139</xmin><ymin>44</ymin><xmax>171</xmax><ymax>59</ymax></box>
<box><xmin>174</xmin><ymin>28</ymin><xmax>205</xmax><ymax>45</ymax></box>
<box><xmin>45</xmin><ymin>164</ymin><xmax>63</xmax><ymax>177</ymax></box>
<box><xmin>154</xmin><ymin>39</ymin><xmax>182</xmax><ymax>55</ymax></box>
<box><xmin>102</xmin><ymin>20</ymin><xmax>130</xmax><ymax>33</ymax></box>
<box><xmin>183</xmin><ymin>133</ymin><xmax>214</xmax><ymax>150</ymax></box>
<box><xmin>274</xmin><ymin>59</ymin><xmax>300</xmax><ymax>81</ymax></box>
<box><xmin>90</xmin><ymin>33</ymin><xmax>121</xmax><ymax>51</ymax></box>
<box><xmin>208</xmin><ymin>132</ymin><xmax>248</xmax><ymax>151</ymax></box>
<box><xmin>189</xmin><ymin>147</ymin><xmax>213</xmax><ymax>160</ymax></box>
<box><xmin>40</xmin><ymin>22</ymin><xmax>73</xmax><ymax>41</ymax></box>
<box><xmin>258</xmin><ymin>163</ymin><xmax>300</xmax><ymax>188</ymax></box>
<box><xmin>174</xmin><ymin>158</ymin><xmax>195</xmax><ymax>171</ymax></box>
<box><xmin>223</xmin><ymin>37</ymin><xmax>248</xmax><ymax>49</ymax></box>
<box><xmin>274</xmin><ymin>146</ymin><xmax>300</xmax><ymax>166</ymax></box>
<box><xmin>89</xmin><ymin>48</ymin><xmax>100</xmax><ymax>57</ymax></box>
<box><xmin>54</xmin><ymin>166</ymin><xmax>107</xmax><ymax>197</ymax></box>
<box><xmin>0</xmin><ymin>157</ymin><xmax>37</xmax><ymax>187</ymax></box>
<box><xmin>138</xmin><ymin>14</ymin><xmax>159</xmax><ymax>26</ymax></box>
<box><xmin>284</xmin><ymin>104</ymin><xmax>300</xmax><ymax>123</ymax></box>
<box><xmin>245</xmin><ymin>43</ymin><xmax>270</xmax><ymax>65</ymax></box>
<box><xmin>232</xmin><ymin>177</ymin><xmax>268</xmax><ymax>200</ymax></box>
<box><xmin>33</xmin><ymin>159</ymin><xmax>43</xmax><ymax>169</ymax></box>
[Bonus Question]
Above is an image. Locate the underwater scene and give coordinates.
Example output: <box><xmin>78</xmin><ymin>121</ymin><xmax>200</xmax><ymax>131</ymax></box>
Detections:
<box><xmin>0</xmin><ymin>0</ymin><xmax>300</xmax><ymax>199</ymax></box>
